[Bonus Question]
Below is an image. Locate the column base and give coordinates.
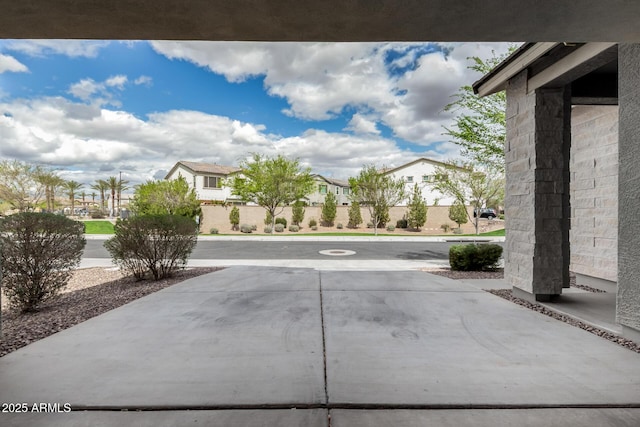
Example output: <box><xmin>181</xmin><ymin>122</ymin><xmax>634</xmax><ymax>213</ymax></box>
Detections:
<box><xmin>512</xmin><ymin>286</ymin><xmax>560</xmax><ymax>303</ymax></box>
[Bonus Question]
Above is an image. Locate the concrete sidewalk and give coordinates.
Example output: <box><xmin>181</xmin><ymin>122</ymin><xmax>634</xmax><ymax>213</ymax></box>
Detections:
<box><xmin>1</xmin><ymin>267</ymin><xmax>639</xmax><ymax>426</ymax></box>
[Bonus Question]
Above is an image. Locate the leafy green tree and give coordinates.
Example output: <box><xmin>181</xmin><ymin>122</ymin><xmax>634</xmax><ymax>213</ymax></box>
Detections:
<box><xmin>130</xmin><ymin>176</ymin><xmax>201</xmax><ymax>219</ymax></box>
<box><xmin>64</xmin><ymin>180</ymin><xmax>84</xmax><ymax>216</ymax></box>
<box><xmin>406</xmin><ymin>184</ymin><xmax>428</xmax><ymax>230</ymax></box>
<box><xmin>229</xmin><ymin>206</ymin><xmax>240</xmax><ymax>231</ymax></box>
<box><xmin>227</xmin><ymin>154</ymin><xmax>314</xmax><ymax>233</ymax></box>
<box><xmin>0</xmin><ymin>160</ymin><xmax>48</xmax><ymax>212</ymax></box>
<box><xmin>443</xmin><ymin>47</ymin><xmax>516</xmax><ymax>172</ymax></box>
<box><xmin>349</xmin><ymin>165</ymin><xmax>405</xmax><ymax>236</ymax></box>
<box><xmin>433</xmin><ymin>162</ymin><xmax>504</xmax><ymax>235</ymax></box>
<box><xmin>449</xmin><ymin>202</ymin><xmax>469</xmax><ymax>229</ymax></box>
<box><xmin>348</xmin><ymin>201</ymin><xmax>363</xmax><ymax>228</ymax></box>
<box><xmin>291</xmin><ymin>200</ymin><xmax>305</xmax><ymax>226</ymax></box>
<box><xmin>321</xmin><ymin>192</ymin><xmax>337</xmax><ymax>226</ymax></box>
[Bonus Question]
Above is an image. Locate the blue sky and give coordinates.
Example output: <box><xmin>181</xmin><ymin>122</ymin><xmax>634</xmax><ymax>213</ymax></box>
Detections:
<box><xmin>0</xmin><ymin>40</ymin><xmax>510</xmax><ymax>186</ymax></box>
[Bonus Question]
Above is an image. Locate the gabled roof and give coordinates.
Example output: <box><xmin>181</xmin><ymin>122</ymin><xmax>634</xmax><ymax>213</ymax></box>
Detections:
<box><xmin>380</xmin><ymin>157</ymin><xmax>465</xmax><ymax>175</ymax></box>
<box><xmin>165</xmin><ymin>161</ymin><xmax>241</xmax><ymax>179</ymax></box>
<box><xmin>312</xmin><ymin>174</ymin><xmax>350</xmax><ymax>187</ymax></box>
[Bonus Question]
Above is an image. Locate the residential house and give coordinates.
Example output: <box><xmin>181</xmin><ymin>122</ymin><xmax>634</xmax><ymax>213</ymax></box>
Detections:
<box><xmin>307</xmin><ymin>175</ymin><xmax>351</xmax><ymax>206</ymax></box>
<box><xmin>381</xmin><ymin>158</ymin><xmax>460</xmax><ymax>206</ymax></box>
<box><xmin>165</xmin><ymin>161</ymin><xmax>242</xmax><ymax>204</ymax></box>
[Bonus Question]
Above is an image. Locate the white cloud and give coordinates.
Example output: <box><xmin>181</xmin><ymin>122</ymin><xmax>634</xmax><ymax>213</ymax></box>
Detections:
<box><xmin>134</xmin><ymin>75</ymin><xmax>153</xmax><ymax>86</ymax></box>
<box><xmin>105</xmin><ymin>75</ymin><xmax>128</xmax><ymax>88</ymax></box>
<box><xmin>150</xmin><ymin>41</ymin><xmax>512</xmax><ymax>148</ymax></box>
<box><xmin>0</xmin><ymin>54</ymin><xmax>28</xmax><ymax>73</ymax></box>
<box><xmin>345</xmin><ymin>113</ymin><xmax>380</xmax><ymax>135</ymax></box>
<box><xmin>3</xmin><ymin>40</ymin><xmax>110</xmax><ymax>58</ymax></box>
<box><xmin>69</xmin><ymin>79</ymin><xmax>102</xmax><ymax>101</ymax></box>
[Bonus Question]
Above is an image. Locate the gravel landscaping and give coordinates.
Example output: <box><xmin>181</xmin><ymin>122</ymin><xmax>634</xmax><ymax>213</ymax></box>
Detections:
<box><xmin>0</xmin><ymin>267</ymin><xmax>222</xmax><ymax>357</ymax></box>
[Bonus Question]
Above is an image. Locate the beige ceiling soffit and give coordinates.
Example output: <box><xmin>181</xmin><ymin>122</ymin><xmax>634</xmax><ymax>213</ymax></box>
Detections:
<box><xmin>476</xmin><ymin>43</ymin><xmax>558</xmax><ymax>97</ymax></box>
<box><xmin>527</xmin><ymin>42</ymin><xmax>617</xmax><ymax>93</ymax></box>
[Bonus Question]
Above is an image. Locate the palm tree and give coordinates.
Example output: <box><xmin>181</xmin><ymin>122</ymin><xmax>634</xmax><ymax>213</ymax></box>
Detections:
<box><xmin>107</xmin><ymin>176</ymin><xmax>119</xmax><ymax>217</ymax></box>
<box><xmin>64</xmin><ymin>180</ymin><xmax>83</xmax><ymax>216</ymax></box>
<box><xmin>37</xmin><ymin>172</ymin><xmax>65</xmax><ymax>212</ymax></box>
<box><xmin>91</xmin><ymin>180</ymin><xmax>109</xmax><ymax>214</ymax></box>
<box><xmin>116</xmin><ymin>177</ymin><xmax>130</xmax><ymax>215</ymax></box>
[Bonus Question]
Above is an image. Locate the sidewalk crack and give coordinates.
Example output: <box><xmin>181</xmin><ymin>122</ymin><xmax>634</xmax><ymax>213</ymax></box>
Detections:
<box><xmin>318</xmin><ymin>270</ymin><xmax>329</xmax><ymax>407</ymax></box>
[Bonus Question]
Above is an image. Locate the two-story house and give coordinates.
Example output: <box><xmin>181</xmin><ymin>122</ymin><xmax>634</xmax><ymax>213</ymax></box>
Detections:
<box><xmin>381</xmin><ymin>158</ymin><xmax>461</xmax><ymax>206</ymax></box>
<box><xmin>165</xmin><ymin>161</ymin><xmax>242</xmax><ymax>204</ymax></box>
<box><xmin>307</xmin><ymin>174</ymin><xmax>351</xmax><ymax>206</ymax></box>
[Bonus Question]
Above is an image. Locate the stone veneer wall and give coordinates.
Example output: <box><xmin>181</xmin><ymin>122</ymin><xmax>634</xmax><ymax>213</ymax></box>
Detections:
<box><xmin>570</xmin><ymin>105</ymin><xmax>618</xmax><ymax>283</ymax></box>
<box><xmin>504</xmin><ymin>71</ymin><xmax>570</xmax><ymax>297</ymax></box>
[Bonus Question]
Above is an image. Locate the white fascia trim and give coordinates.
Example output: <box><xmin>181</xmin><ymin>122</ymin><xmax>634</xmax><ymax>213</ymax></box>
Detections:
<box><xmin>476</xmin><ymin>42</ymin><xmax>558</xmax><ymax>97</ymax></box>
<box><xmin>527</xmin><ymin>42</ymin><xmax>617</xmax><ymax>93</ymax></box>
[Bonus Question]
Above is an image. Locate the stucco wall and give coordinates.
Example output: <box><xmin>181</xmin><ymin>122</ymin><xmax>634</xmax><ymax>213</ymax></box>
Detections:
<box><xmin>570</xmin><ymin>105</ymin><xmax>618</xmax><ymax>283</ymax></box>
<box><xmin>386</xmin><ymin>160</ymin><xmax>456</xmax><ymax>206</ymax></box>
<box><xmin>199</xmin><ymin>204</ymin><xmax>488</xmax><ymax>234</ymax></box>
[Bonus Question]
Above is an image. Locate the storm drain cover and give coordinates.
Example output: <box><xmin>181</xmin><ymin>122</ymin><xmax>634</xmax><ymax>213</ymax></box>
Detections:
<box><xmin>318</xmin><ymin>249</ymin><xmax>356</xmax><ymax>256</ymax></box>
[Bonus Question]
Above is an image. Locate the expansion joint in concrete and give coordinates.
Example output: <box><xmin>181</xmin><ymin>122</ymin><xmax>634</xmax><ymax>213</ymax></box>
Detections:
<box><xmin>318</xmin><ymin>271</ymin><xmax>329</xmax><ymax>407</ymax></box>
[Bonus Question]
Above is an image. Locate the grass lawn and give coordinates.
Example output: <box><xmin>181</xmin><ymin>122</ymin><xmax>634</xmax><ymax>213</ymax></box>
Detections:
<box><xmin>83</xmin><ymin>221</ymin><xmax>115</xmax><ymax>234</ymax></box>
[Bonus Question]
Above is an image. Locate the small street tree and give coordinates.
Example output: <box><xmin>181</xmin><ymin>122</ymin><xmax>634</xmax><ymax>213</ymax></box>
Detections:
<box><xmin>349</xmin><ymin>165</ymin><xmax>405</xmax><ymax>236</ymax></box>
<box><xmin>321</xmin><ymin>192</ymin><xmax>337</xmax><ymax>226</ymax></box>
<box><xmin>227</xmin><ymin>154</ymin><xmax>314</xmax><ymax>233</ymax></box>
<box><xmin>130</xmin><ymin>176</ymin><xmax>201</xmax><ymax>219</ymax></box>
<box><xmin>348</xmin><ymin>201</ymin><xmax>363</xmax><ymax>228</ymax></box>
<box><xmin>406</xmin><ymin>184</ymin><xmax>427</xmax><ymax>231</ymax></box>
<box><xmin>449</xmin><ymin>201</ymin><xmax>469</xmax><ymax>230</ymax></box>
<box><xmin>0</xmin><ymin>160</ymin><xmax>47</xmax><ymax>212</ymax></box>
<box><xmin>291</xmin><ymin>200</ymin><xmax>305</xmax><ymax>226</ymax></box>
<box><xmin>229</xmin><ymin>206</ymin><xmax>240</xmax><ymax>231</ymax></box>
<box><xmin>433</xmin><ymin>162</ymin><xmax>504</xmax><ymax>235</ymax></box>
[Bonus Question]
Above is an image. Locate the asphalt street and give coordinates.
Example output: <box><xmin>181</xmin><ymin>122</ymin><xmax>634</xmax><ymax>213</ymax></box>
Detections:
<box><xmin>83</xmin><ymin>240</ymin><xmax>502</xmax><ymax>260</ymax></box>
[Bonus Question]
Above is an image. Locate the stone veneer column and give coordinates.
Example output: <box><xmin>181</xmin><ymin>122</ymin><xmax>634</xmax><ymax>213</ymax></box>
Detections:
<box><xmin>617</xmin><ymin>44</ymin><xmax>640</xmax><ymax>340</ymax></box>
<box><xmin>504</xmin><ymin>71</ymin><xmax>571</xmax><ymax>302</ymax></box>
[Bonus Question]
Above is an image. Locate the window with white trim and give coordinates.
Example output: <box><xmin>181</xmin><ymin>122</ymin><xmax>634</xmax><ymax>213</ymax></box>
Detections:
<box><xmin>319</xmin><ymin>184</ymin><xmax>327</xmax><ymax>194</ymax></box>
<box><xmin>203</xmin><ymin>176</ymin><xmax>222</xmax><ymax>189</ymax></box>
<box><xmin>406</xmin><ymin>176</ymin><xmax>414</xmax><ymax>183</ymax></box>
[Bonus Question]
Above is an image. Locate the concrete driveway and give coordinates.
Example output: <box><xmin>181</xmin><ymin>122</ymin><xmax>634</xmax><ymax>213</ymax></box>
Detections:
<box><xmin>1</xmin><ymin>266</ymin><xmax>639</xmax><ymax>426</ymax></box>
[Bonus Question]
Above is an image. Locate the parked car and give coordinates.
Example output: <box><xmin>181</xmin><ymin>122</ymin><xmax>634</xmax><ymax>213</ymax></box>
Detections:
<box><xmin>474</xmin><ymin>208</ymin><xmax>498</xmax><ymax>220</ymax></box>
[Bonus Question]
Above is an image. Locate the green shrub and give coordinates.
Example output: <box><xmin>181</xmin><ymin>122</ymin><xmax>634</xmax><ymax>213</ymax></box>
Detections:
<box><xmin>275</xmin><ymin>217</ymin><xmax>287</xmax><ymax>228</ymax></box>
<box><xmin>0</xmin><ymin>212</ymin><xmax>86</xmax><ymax>312</ymax></box>
<box><xmin>449</xmin><ymin>244</ymin><xmax>503</xmax><ymax>271</ymax></box>
<box><xmin>396</xmin><ymin>218</ymin><xmax>408</xmax><ymax>229</ymax></box>
<box><xmin>275</xmin><ymin>223</ymin><xmax>284</xmax><ymax>232</ymax></box>
<box><xmin>289</xmin><ymin>225</ymin><xmax>299</xmax><ymax>232</ymax></box>
<box><xmin>251</xmin><ymin>224</ymin><xmax>257</xmax><ymax>231</ymax></box>
<box><xmin>441</xmin><ymin>224</ymin><xmax>451</xmax><ymax>233</ymax></box>
<box><xmin>366</xmin><ymin>222</ymin><xmax>374</xmax><ymax>228</ymax></box>
<box><xmin>308</xmin><ymin>218</ymin><xmax>317</xmax><ymax>228</ymax></box>
<box><xmin>264</xmin><ymin>226</ymin><xmax>272</xmax><ymax>233</ymax></box>
<box><xmin>264</xmin><ymin>211</ymin><xmax>273</xmax><ymax>226</ymax></box>
<box><xmin>240</xmin><ymin>224</ymin><xmax>253</xmax><ymax>233</ymax></box>
<box><xmin>90</xmin><ymin>210</ymin><xmax>105</xmax><ymax>219</ymax></box>
<box><xmin>499</xmin><ymin>214</ymin><xmax>505</xmax><ymax>220</ymax></box>
<box><xmin>292</xmin><ymin>200</ymin><xmax>305</xmax><ymax>226</ymax></box>
<box><xmin>321</xmin><ymin>192</ymin><xmax>337</xmax><ymax>226</ymax></box>
<box><xmin>229</xmin><ymin>206</ymin><xmax>240</xmax><ymax>231</ymax></box>
<box><xmin>453</xmin><ymin>228</ymin><xmax>463</xmax><ymax>234</ymax></box>
<box><xmin>209</xmin><ymin>227</ymin><xmax>219</xmax><ymax>234</ymax></box>
<box><xmin>336</xmin><ymin>223</ymin><xmax>343</xmax><ymax>229</ymax></box>
<box><xmin>348</xmin><ymin>201</ymin><xmax>363</xmax><ymax>228</ymax></box>
<box><xmin>387</xmin><ymin>225</ymin><xmax>396</xmax><ymax>232</ymax></box>
<box><xmin>311</xmin><ymin>225</ymin><xmax>318</xmax><ymax>231</ymax></box>
<box><xmin>104</xmin><ymin>214</ymin><xmax>198</xmax><ymax>281</ymax></box>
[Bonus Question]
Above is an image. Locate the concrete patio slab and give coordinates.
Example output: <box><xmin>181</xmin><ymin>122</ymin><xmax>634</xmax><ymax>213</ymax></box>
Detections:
<box><xmin>0</xmin><ymin>267</ymin><xmax>325</xmax><ymax>407</ymax></box>
<box><xmin>1</xmin><ymin>266</ymin><xmax>639</xmax><ymax>427</ymax></box>
<box><xmin>321</xmin><ymin>271</ymin><xmax>640</xmax><ymax>406</ymax></box>
<box><xmin>3</xmin><ymin>409</ymin><xmax>328</xmax><ymax>427</ymax></box>
<box><xmin>331</xmin><ymin>409</ymin><xmax>640</xmax><ymax>427</ymax></box>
